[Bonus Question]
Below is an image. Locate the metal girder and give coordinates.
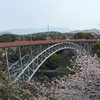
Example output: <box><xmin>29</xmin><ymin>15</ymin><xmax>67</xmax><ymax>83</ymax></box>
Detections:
<box><xmin>12</xmin><ymin>42</ymin><xmax>88</xmax><ymax>85</ymax></box>
<box><xmin>1</xmin><ymin>41</ymin><xmax>96</xmax><ymax>85</ymax></box>
<box><xmin>3</xmin><ymin>44</ymin><xmax>50</xmax><ymax>81</ymax></box>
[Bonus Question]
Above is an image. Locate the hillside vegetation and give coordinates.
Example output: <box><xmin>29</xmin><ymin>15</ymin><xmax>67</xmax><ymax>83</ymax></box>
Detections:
<box><xmin>0</xmin><ymin>52</ymin><xmax>100</xmax><ymax>100</ymax></box>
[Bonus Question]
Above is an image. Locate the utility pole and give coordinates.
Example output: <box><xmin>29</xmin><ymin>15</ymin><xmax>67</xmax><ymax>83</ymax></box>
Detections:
<box><xmin>48</xmin><ymin>25</ymin><xmax>49</xmax><ymax>34</ymax></box>
<box><xmin>56</xmin><ymin>33</ymin><xmax>58</xmax><ymax>40</ymax></box>
<box><xmin>31</xmin><ymin>34</ymin><xmax>32</xmax><ymax>41</ymax></box>
<box><xmin>46</xmin><ymin>25</ymin><xmax>49</xmax><ymax>39</ymax></box>
<box><xmin>19</xmin><ymin>35</ymin><xmax>20</xmax><ymax>41</ymax></box>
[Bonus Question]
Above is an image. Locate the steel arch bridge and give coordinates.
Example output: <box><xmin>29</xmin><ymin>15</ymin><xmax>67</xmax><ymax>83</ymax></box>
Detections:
<box><xmin>4</xmin><ymin>42</ymin><xmax>88</xmax><ymax>85</ymax></box>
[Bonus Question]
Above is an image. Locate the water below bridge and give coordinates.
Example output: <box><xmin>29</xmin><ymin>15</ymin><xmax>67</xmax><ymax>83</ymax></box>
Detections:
<box><xmin>33</xmin><ymin>69</ymin><xmax>71</xmax><ymax>81</ymax></box>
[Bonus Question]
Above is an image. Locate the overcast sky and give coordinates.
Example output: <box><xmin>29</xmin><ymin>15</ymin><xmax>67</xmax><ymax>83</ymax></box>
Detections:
<box><xmin>0</xmin><ymin>0</ymin><xmax>100</xmax><ymax>30</ymax></box>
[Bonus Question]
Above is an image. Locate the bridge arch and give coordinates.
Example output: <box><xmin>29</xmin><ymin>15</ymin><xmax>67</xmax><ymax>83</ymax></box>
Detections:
<box><xmin>13</xmin><ymin>42</ymin><xmax>88</xmax><ymax>84</ymax></box>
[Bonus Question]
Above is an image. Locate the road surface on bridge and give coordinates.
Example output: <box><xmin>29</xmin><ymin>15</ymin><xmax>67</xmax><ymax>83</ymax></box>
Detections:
<box><xmin>0</xmin><ymin>39</ymin><xmax>97</xmax><ymax>47</ymax></box>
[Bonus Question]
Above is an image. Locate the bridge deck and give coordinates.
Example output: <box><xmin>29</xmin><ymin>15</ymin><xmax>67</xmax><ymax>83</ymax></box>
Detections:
<box><xmin>0</xmin><ymin>39</ymin><xmax>97</xmax><ymax>47</ymax></box>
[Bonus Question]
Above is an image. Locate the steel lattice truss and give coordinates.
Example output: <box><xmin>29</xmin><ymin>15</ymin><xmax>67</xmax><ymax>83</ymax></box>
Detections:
<box><xmin>5</xmin><ymin>42</ymin><xmax>88</xmax><ymax>85</ymax></box>
<box><xmin>4</xmin><ymin>44</ymin><xmax>49</xmax><ymax>78</ymax></box>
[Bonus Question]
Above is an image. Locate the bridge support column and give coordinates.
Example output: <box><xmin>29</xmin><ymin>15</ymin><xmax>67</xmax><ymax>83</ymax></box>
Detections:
<box><xmin>30</xmin><ymin>45</ymin><xmax>34</xmax><ymax>70</ymax></box>
<box><xmin>18</xmin><ymin>46</ymin><xmax>23</xmax><ymax>69</ymax></box>
<box><xmin>5</xmin><ymin>48</ymin><xmax>10</xmax><ymax>78</ymax></box>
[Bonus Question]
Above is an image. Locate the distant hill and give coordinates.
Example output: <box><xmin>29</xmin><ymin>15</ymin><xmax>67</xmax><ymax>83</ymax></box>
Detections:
<box><xmin>1</xmin><ymin>27</ymin><xmax>100</xmax><ymax>35</ymax></box>
<box><xmin>0</xmin><ymin>27</ymin><xmax>71</xmax><ymax>34</ymax></box>
<box><xmin>71</xmin><ymin>28</ymin><xmax>100</xmax><ymax>34</ymax></box>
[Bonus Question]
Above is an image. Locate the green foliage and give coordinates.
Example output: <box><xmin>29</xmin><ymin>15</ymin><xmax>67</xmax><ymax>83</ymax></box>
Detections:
<box><xmin>0</xmin><ymin>66</ymin><xmax>9</xmax><ymax>82</ymax></box>
<box><xmin>22</xmin><ymin>82</ymin><xmax>38</xmax><ymax>95</ymax></box>
<box><xmin>49</xmin><ymin>34</ymin><xmax>57</xmax><ymax>40</ymax></box>
<box><xmin>96</xmin><ymin>50</ymin><xmax>100</xmax><ymax>58</ymax></box>
<box><xmin>24</xmin><ymin>34</ymin><xmax>46</xmax><ymax>40</ymax></box>
<box><xmin>48</xmin><ymin>53</ymin><xmax>60</xmax><ymax>69</ymax></box>
<box><xmin>19</xmin><ymin>46</ymin><xmax>30</xmax><ymax>56</ymax></box>
<box><xmin>41</xmin><ymin>50</ymin><xmax>74</xmax><ymax>70</ymax></box>
<box><xmin>73</xmin><ymin>32</ymin><xmax>94</xmax><ymax>39</ymax></box>
<box><xmin>70</xmin><ymin>69</ymin><xmax>76</xmax><ymax>75</ymax></box>
<box><xmin>57</xmin><ymin>49</ymin><xmax>64</xmax><ymax>54</ymax></box>
<box><xmin>0</xmin><ymin>32</ymin><xmax>74</xmax><ymax>42</ymax></box>
<box><xmin>58</xmin><ymin>50</ymin><xmax>74</xmax><ymax>68</ymax></box>
<box><xmin>0</xmin><ymin>84</ymin><xmax>16</xmax><ymax>100</ymax></box>
<box><xmin>92</xmin><ymin>42</ymin><xmax>100</xmax><ymax>52</ymax></box>
<box><xmin>0</xmin><ymin>34</ymin><xmax>17</xmax><ymax>42</ymax></box>
<box><xmin>41</xmin><ymin>75</ymin><xmax>50</xmax><ymax>84</ymax></box>
<box><xmin>16</xmin><ymin>35</ymin><xmax>26</xmax><ymax>41</ymax></box>
<box><xmin>92</xmin><ymin>42</ymin><xmax>100</xmax><ymax>58</ymax></box>
<box><xmin>35</xmin><ymin>34</ymin><xmax>46</xmax><ymax>40</ymax></box>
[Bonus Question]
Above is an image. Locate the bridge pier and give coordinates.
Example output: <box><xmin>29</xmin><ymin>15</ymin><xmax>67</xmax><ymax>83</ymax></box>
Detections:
<box><xmin>75</xmin><ymin>41</ymin><xmax>95</xmax><ymax>56</ymax></box>
<box><xmin>18</xmin><ymin>46</ymin><xmax>23</xmax><ymax>70</ymax></box>
<box><xmin>5</xmin><ymin>48</ymin><xmax>10</xmax><ymax>79</ymax></box>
